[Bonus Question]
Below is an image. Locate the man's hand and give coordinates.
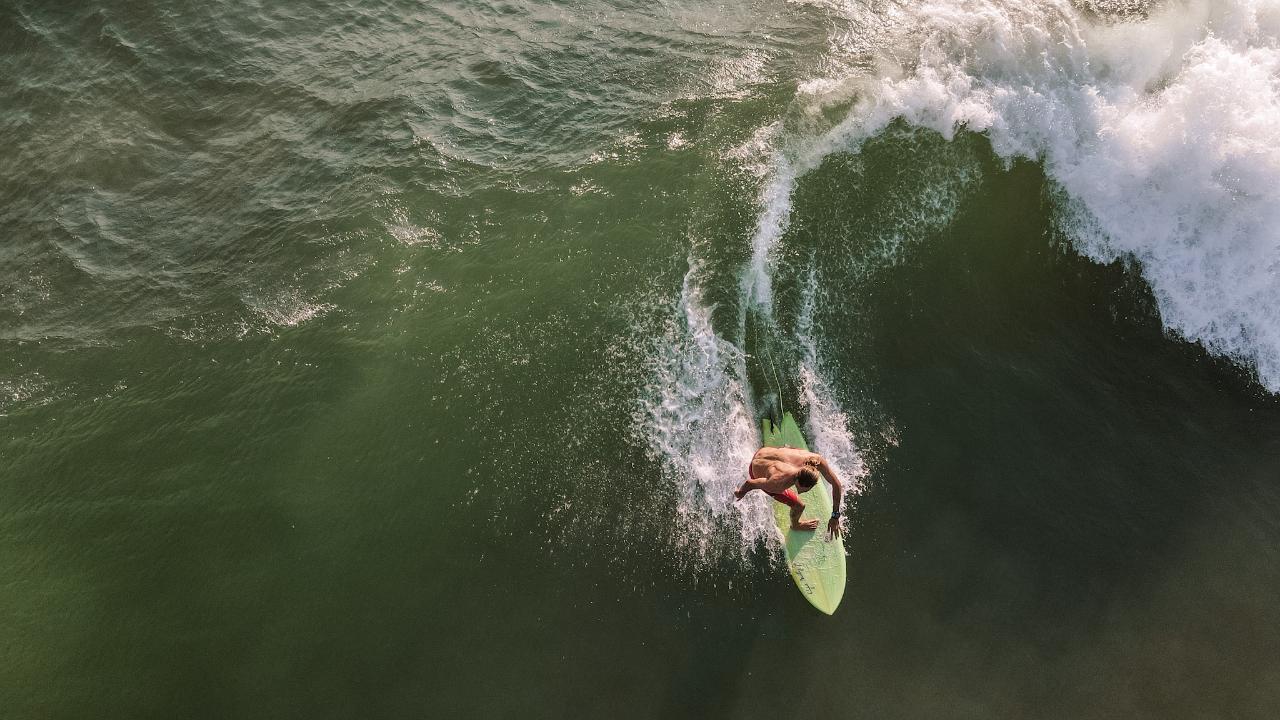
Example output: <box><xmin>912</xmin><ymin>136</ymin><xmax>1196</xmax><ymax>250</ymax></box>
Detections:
<box><xmin>792</xmin><ymin>518</ymin><xmax>819</xmax><ymax>531</ymax></box>
<box><xmin>826</xmin><ymin>517</ymin><xmax>842</xmax><ymax>541</ymax></box>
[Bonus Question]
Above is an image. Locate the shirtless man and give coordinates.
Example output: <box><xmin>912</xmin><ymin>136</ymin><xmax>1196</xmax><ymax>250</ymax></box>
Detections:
<box><xmin>735</xmin><ymin>446</ymin><xmax>844</xmax><ymax>541</ymax></box>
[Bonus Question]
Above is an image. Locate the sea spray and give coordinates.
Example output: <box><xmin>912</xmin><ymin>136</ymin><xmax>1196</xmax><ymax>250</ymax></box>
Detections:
<box><xmin>741</xmin><ymin>158</ymin><xmax>797</xmax><ymax>314</ymax></box>
<box><xmin>796</xmin><ymin>0</ymin><xmax>1280</xmax><ymax>391</ymax></box>
<box><xmin>642</xmin><ymin>147</ymin><xmax>868</xmax><ymax>561</ymax></box>
<box><xmin>641</xmin><ymin>259</ymin><xmax>776</xmax><ymax>560</ymax></box>
<box><xmin>797</xmin><ymin>269</ymin><xmax>866</xmax><ymax>496</ymax></box>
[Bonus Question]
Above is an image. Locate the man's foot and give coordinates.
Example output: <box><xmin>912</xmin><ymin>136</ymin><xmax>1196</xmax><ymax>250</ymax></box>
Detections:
<box><xmin>733</xmin><ymin>486</ymin><xmax>747</xmax><ymax>501</ymax></box>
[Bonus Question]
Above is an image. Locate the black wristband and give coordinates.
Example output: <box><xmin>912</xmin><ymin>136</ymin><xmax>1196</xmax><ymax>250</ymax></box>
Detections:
<box><xmin>830</xmin><ymin>511</ymin><xmax>841</xmax><ymax>519</ymax></box>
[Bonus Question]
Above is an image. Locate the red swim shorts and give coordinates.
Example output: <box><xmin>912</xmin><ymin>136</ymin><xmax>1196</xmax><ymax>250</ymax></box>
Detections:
<box><xmin>765</xmin><ymin>488</ymin><xmax>801</xmax><ymax>508</ymax></box>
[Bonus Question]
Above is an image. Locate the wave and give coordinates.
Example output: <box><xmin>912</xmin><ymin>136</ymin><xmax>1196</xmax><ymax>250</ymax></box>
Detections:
<box><xmin>641</xmin><ymin>133</ymin><xmax>868</xmax><ymax>561</ymax></box>
<box><xmin>794</xmin><ymin>0</ymin><xmax>1280</xmax><ymax>390</ymax></box>
<box><xmin>640</xmin><ymin>258</ymin><xmax>776</xmax><ymax>561</ymax></box>
<box><xmin>639</xmin><ymin>0</ymin><xmax>1280</xmax><ymax>563</ymax></box>
<box><xmin>796</xmin><ymin>269</ymin><xmax>866</xmax><ymax>491</ymax></box>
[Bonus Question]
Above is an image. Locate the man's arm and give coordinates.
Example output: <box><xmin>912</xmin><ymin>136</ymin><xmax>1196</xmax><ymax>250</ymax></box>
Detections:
<box><xmin>816</xmin><ymin>457</ymin><xmax>845</xmax><ymax>540</ymax></box>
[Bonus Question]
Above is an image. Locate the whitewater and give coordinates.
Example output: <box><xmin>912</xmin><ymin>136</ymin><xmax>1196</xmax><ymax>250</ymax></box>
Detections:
<box><xmin>643</xmin><ymin>0</ymin><xmax>1280</xmax><ymax>559</ymax></box>
<box><xmin>800</xmin><ymin>0</ymin><xmax>1280</xmax><ymax>389</ymax></box>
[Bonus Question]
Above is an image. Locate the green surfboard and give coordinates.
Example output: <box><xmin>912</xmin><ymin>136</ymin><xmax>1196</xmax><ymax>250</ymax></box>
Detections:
<box><xmin>761</xmin><ymin>413</ymin><xmax>847</xmax><ymax>615</ymax></box>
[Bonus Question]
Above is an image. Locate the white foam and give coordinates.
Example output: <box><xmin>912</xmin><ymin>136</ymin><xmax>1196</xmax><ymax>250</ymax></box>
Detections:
<box><xmin>642</xmin><ymin>145</ymin><xmax>870</xmax><ymax>561</ymax></box>
<box><xmin>741</xmin><ymin>159</ymin><xmax>797</xmax><ymax>313</ymax></box>
<box><xmin>636</xmin><ymin>0</ymin><xmax>1280</xmax><ymax>566</ymax></box>
<box><xmin>796</xmin><ymin>271</ymin><xmax>866</xmax><ymax>509</ymax></box>
<box><xmin>640</xmin><ymin>259</ymin><xmax>776</xmax><ymax>558</ymax></box>
<box><xmin>797</xmin><ymin>0</ymin><xmax>1280</xmax><ymax>390</ymax></box>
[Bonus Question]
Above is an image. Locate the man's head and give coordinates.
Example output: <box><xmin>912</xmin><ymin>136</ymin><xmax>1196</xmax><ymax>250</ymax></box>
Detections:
<box><xmin>796</xmin><ymin>466</ymin><xmax>820</xmax><ymax>493</ymax></box>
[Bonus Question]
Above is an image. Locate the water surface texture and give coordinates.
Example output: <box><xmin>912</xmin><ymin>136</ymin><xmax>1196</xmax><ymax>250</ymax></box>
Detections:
<box><xmin>5</xmin><ymin>1</ymin><xmax>1280</xmax><ymax>718</ymax></box>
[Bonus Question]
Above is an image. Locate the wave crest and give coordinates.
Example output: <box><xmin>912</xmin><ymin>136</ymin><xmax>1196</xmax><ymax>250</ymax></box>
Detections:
<box><xmin>795</xmin><ymin>0</ymin><xmax>1280</xmax><ymax>390</ymax></box>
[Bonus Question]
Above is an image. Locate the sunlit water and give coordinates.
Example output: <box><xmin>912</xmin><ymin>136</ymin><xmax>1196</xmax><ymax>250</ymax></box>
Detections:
<box><xmin>4</xmin><ymin>1</ymin><xmax>1280</xmax><ymax>717</ymax></box>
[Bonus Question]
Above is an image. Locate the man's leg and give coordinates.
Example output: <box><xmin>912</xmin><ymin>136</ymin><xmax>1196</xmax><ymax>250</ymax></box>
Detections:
<box><xmin>734</xmin><ymin>476</ymin><xmax>768</xmax><ymax>500</ymax></box>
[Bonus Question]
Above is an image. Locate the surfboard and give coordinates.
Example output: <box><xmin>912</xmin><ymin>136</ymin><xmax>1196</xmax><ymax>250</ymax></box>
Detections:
<box><xmin>761</xmin><ymin>413</ymin><xmax>847</xmax><ymax>615</ymax></box>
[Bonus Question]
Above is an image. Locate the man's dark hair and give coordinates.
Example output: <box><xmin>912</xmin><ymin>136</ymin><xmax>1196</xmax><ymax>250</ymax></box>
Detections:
<box><xmin>797</xmin><ymin>466</ymin><xmax>820</xmax><ymax>490</ymax></box>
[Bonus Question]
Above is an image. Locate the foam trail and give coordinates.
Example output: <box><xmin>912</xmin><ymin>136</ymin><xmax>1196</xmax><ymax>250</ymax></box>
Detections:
<box><xmin>795</xmin><ymin>0</ymin><xmax>1280</xmax><ymax>391</ymax></box>
<box><xmin>643</xmin><ymin>119</ymin><xmax>826</xmax><ymax>561</ymax></box>
<box><xmin>741</xmin><ymin>158</ymin><xmax>797</xmax><ymax>315</ymax></box>
<box><xmin>643</xmin><ymin>162</ymin><xmax>868</xmax><ymax>561</ymax></box>
<box><xmin>642</xmin><ymin>260</ymin><xmax>776</xmax><ymax>558</ymax></box>
<box><xmin>797</xmin><ymin>268</ymin><xmax>866</xmax><ymax>507</ymax></box>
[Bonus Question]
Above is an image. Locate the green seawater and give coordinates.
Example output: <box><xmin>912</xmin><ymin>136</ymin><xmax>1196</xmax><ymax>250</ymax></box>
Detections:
<box><xmin>4</xmin><ymin>1</ymin><xmax>1280</xmax><ymax>718</ymax></box>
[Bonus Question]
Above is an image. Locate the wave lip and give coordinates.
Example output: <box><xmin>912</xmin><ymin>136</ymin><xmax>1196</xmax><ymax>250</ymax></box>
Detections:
<box><xmin>799</xmin><ymin>0</ymin><xmax>1280</xmax><ymax>391</ymax></box>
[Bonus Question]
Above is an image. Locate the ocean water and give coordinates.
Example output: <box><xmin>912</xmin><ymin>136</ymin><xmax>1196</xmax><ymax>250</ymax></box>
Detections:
<box><xmin>5</xmin><ymin>0</ymin><xmax>1280</xmax><ymax>717</ymax></box>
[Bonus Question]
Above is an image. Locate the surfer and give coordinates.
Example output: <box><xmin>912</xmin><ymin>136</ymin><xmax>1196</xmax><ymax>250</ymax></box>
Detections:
<box><xmin>735</xmin><ymin>446</ymin><xmax>844</xmax><ymax>540</ymax></box>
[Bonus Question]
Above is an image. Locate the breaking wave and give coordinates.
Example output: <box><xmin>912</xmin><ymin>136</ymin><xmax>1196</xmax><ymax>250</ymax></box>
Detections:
<box><xmin>797</xmin><ymin>0</ymin><xmax>1280</xmax><ymax>390</ymax></box>
<box><xmin>641</xmin><ymin>0</ymin><xmax>1280</xmax><ymax>563</ymax></box>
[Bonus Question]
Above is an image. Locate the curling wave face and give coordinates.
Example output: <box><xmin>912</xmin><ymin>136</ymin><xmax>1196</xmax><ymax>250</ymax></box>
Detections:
<box><xmin>643</xmin><ymin>0</ymin><xmax>1280</xmax><ymax>564</ymax></box>
<box><xmin>794</xmin><ymin>0</ymin><xmax>1280</xmax><ymax>389</ymax></box>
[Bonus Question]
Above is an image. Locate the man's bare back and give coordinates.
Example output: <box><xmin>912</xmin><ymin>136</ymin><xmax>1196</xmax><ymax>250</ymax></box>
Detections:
<box><xmin>747</xmin><ymin>446</ymin><xmax>819</xmax><ymax>492</ymax></box>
